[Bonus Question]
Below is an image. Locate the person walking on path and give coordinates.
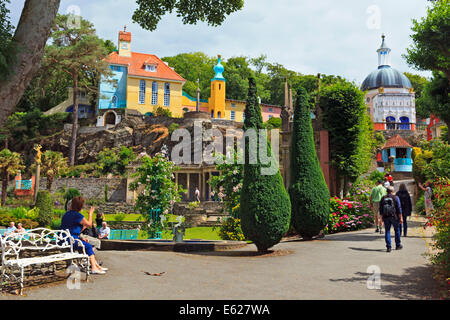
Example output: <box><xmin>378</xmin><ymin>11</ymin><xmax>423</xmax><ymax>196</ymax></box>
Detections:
<box><xmin>370</xmin><ymin>180</ymin><xmax>387</xmax><ymax>234</ymax></box>
<box><xmin>419</xmin><ymin>181</ymin><xmax>434</xmax><ymax>215</ymax></box>
<box><xmin>195</xmin><ymin>187</ymin><xmax>200</xmax><ymax>202</ymax></box>
<box><xmin>379</xmin><ymin>186</ymin><xmax>403</xmax><ymax>252</ymax></box>
<box><xmin>396</xmin><ymin>183</ymin><xmax>412</xmax><ymax>237</ymax></box>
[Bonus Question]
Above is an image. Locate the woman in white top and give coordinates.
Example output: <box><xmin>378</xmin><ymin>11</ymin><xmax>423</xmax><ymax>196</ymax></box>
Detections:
<box><xmin>419</xmin><ymin>181</ymin><xmax>434</xmax><ymax>215</ymax></box>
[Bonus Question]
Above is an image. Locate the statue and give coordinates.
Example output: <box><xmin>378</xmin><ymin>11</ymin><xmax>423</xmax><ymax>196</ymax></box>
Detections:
<box><xmin>34</xmin><ymin>144</ymin><xmax>42</xmax><ymax>165</ymax></box>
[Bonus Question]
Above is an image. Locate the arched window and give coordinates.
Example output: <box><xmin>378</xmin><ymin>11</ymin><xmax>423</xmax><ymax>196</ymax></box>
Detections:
<box><xmin>111</xmin><ymin>95</ymin><xmax>117</xmax><ymax>108</ymax></box>
<box><xmin>164</xmin><ymin>83</ymin><xmax>170</xmax><ymax>106</ymax></box>
<box><xmin>139</xmin><ymin>80</ymin><xmax>146</xmax><ymax>104</ymax></box>
<box><xmin>183</xmin><ymin>108</ymin><xmax>189</xmax><ymax>113</ymax></box>
<box><xmin>217</xmin><ymin>111</ymin><xmax>222</xmax><ymax>119</ymax></box>
<box><xmin>211</xmin><ymin>110</ymin><xmax>214</xmax><ymax>118</ymax></box>
<box><xmin>386</xmin><ymin>116</ymin><xmax>396</xmax><ymax>130</ymax></box>
<box><xmin>151</xmin><ymin>82</ymin><xmax>158</xmax><ymax>105</ymax></box>
<box><xmin>105</xmin><ymin>112</ymin><xmax>116</xmax><ymax>126</ymax></box>
<box><xmin>400</xmin><ymin>116</ymin><xmax>410</xmax><ymax>130</ymax></box>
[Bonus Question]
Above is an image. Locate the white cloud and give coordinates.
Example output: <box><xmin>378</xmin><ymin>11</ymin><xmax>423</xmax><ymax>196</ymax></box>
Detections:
<box><xmin>8</xmin><ymin>0</ymin><xmax>432</xmax><ymax>84</ymax></box>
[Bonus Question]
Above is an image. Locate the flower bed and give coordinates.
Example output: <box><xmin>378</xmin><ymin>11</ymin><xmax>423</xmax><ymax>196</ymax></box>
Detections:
<box><xmin>424</xmin><ymin>177</ymin><xmax>450</xmax><ymax>298</ymax></box>
<box><xmin>324</xmin><ymin>197</ymin><xmax>373</xmax><ymax>234</ymax></box>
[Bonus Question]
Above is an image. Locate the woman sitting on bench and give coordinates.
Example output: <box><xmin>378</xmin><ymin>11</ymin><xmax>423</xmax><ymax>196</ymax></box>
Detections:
<box><xmin>60</xmin><ymin>197</ymin><xmax>108</xmax><ymax>275</ymax></box>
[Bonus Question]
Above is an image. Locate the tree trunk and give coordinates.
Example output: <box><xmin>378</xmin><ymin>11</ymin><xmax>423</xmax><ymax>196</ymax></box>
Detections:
<box><xmin>69</xmin><ymin>74</ymin><xmax>79</xmax><ymax>166</ymax></box>
<box><xmin>47</xmin><ymin>175</ymin><xmax>53</xmax><ymax>191</ymax></box>
<box><xmin>1</xmin><ymin>169</ymin><xmax>8</xmax><ymax>206</ymax></box>
<box><xmin>0</xmin><ymin>0</ymin><xmax>61</xmax><ymax>128</ymax></box>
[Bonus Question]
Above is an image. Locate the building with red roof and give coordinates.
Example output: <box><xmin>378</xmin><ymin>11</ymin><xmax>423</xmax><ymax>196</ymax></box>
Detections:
<box><xmin>380</xmin><ymin>135</ymin><xmax>413</xmax><ymax>172</ymax></box>
<box><xmin>97</xmin><ymin>28</ymin><xmax>281</xmax><ymax>126</ymax></box>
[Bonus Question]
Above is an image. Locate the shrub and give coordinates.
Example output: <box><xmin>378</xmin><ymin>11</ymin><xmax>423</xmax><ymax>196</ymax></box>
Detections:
<box><xmin>424</xmin><ymin>177</ymin><xmax>450</xmax><ymax>297</ymax></box>
<box><xmin>188</xmin><ymin>201</ymin><xmax>200</xmax><ymax>209</ymax></box>
<box><xmin>154</xmin><ymin>106</ymin><xmax>172</xmax><ymax>117</ymax></box>
<box><xmin>240</xmin><ymin>78</ymin><xmax>291</xmax><ymax>252</ymax></box>
<box><xmin>25</xmin><ymin>207</ymin><xmax>39</xmax><ymax>220</ymax></box>
<box><xmin>53</xmin><ymin>208</ymin><xmax>66</xmax><ymax>218</ymax></box>
<box><xmin>18</xmin><ymin>219</ymin><xmax>39</xmax><ymax>229</ymax></box>
<box><xmin>10</xmin><ymin>207</ymin><xmax>27</xmax><ymax>219</ymax></box>
<box><xmin>369</xmin><ymin>170</ymin><xmax>385</xmax><ymax>183</ymax></box>
<box><xmin>35</xmin><ymin>190</ymin><xmax>53</xmax><ymax>227</ymax></box>
<box><xmin>50</xmin><ymin>218</ymin><xmax>61</xmax><ymax>230</ymax></box>
<box><xmin>0</xmin><ymin>214</ymin><xmax>13</xmax><ymax>227</ymax></box>
<box><xmin>218</xmin><ymin>217</ymin><xmax>245</xmax><ymax>241</ymax></box>
<box><xmin>113</xmin><ymin>213</ymin><xmax>126</xmax><ymax>222</ymax></box>
<box><xmin>289</xmin><ymin>87</ymin><xmax>329</xmax><ymax>239</ymax></box>
<box><xmin>63</xmin><ymin>188</ymin><xmax>81</xmax><ymax>210</ymax></box>
<box><xmin>168</xmin><ymin>123</ymin><xmax>179</xmax><ymax>134</ymax></box>
<box><xmin>415</xmin><ymin>194</ymin><xmax>425</xmax><ymax>215</ymax></box>
<box><xmin>325</xmin><ymin>197</ymin><xmax>373</xmax><ymax>234</ymax></box>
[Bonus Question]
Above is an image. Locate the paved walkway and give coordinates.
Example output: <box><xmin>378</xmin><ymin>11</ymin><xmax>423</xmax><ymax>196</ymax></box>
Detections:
<box><xmin>1</xmin><ymin>215</ymin><xmax>439</xmax><ymax>300</ymax></box>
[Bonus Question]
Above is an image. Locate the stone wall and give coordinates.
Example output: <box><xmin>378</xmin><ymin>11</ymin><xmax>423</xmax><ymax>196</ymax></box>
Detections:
<box><xmin>97</xmin><ymin>202</ymin><xmax>136</xmax><ymax>214</ymax></box>
<box><xmin>38</xmin><ymin>177</ymin><xmax>127</xmax><ymax>202</ymax></box>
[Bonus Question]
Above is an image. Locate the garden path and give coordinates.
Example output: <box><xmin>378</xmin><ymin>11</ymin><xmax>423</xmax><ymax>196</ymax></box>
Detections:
<box><xmin>1</xmin><ymin>214</ymin><xmax>439</xmax><ymax>300</ymax></box>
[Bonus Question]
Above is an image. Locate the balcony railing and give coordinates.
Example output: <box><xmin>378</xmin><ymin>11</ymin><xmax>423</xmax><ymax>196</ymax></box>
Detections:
<box><xmin>385</xmin><ymin>122</ymin><xmax>413</xmax><ymax>130</ymax></box>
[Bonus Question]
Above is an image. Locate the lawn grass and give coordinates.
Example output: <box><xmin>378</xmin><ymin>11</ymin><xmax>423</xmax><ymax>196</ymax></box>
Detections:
<box><xmin>137</xmin><ymin>227</ymin><xmax>221</xmax><ymax>240</ymax></box>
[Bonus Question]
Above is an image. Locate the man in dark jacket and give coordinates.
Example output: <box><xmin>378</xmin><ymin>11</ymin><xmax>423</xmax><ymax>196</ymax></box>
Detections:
<box><xmin>379</xmin><ymin>186</ymin><xmax>403</xmax><ymax>252</ymax></box>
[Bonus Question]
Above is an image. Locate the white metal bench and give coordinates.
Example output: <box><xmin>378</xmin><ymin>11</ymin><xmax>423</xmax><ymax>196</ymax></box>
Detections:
<box><xmin>1</xmin><ymin>228</ymin><xmax>90</xmax><ymax>295</ymax></box>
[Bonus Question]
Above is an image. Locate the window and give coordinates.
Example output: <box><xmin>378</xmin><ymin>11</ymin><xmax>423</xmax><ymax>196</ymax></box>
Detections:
<box><xmin>397</xmin><ymin>148</ymin><xmax>407</xmax><ymax>159</ymax></box>
<box><xmin>151</xmin><ymin>82</ymin><xmax>158</xmax><ymax>105</ymax></box>
<box><xmin>268</xmin><ymin>115</ymin><xmax>273</xmax><ymax>119</ymax></box>
<box><xmin>231</xmin><ymin>103</ymin><xmax>236</xmax><ymax>108</ymax></box>
<box><xmin>111</xmin><ymin>95</ymin><xmax>117</xmax><ymax>108</ymax></box>
<box><xmin>164</xmin><ymin>83</ymin><xmax>170</xmax><ymax>106</ymax></box>
<box><xmin>139</xmin><ymin>80</ymin><xmax>146</xmax><ymax>104</ymax></box>
<box><xmin>211</xmin><ymin>110</ymin><xmax>214</xmax><ymax>118</ymax></box>
<box><xmin>242</xmin><ymin>113</ymin><xmax>245</xmax><ymax>122</ymax></box>
<box><xmin>217</xmin><ymin>111</ymin><xmax>222</xmax><ymax>119</ymax></box>
<box><xmin>268</xmin><ymin>108</ymin><xmax>273</xmax><ymax>113</ymax></box>
<box><xmin>231</xmin><ymin>110</ymin><xmax>235</xmax><ymax>121</ymax></box>
<box><xmin>145</xmin><ymin>64</ymin><xmax>156</xmax><ymax>72</ymax></box>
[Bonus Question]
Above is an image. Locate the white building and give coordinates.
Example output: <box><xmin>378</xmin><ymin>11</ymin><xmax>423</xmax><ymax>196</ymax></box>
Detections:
<box><xmin>361</xmin><ymin>35</ymin><xmax>416</xmax><ymax>131</ymax></box>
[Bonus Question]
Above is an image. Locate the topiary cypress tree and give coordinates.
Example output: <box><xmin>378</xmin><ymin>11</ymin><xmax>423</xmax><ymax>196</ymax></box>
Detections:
<box><xmin>36</xmin><ymin>190</ymin><xmax>53</xmax><ymax>227</ymax></box>
<box><xmin>240</xmin><ymin>78</ymin><xmax>291</xmax><ymax>252</ymax></box>
<box><xmin>289</xmin><ymin>87</ymin><xmax>330</xmax><ymax>239</ymax></box>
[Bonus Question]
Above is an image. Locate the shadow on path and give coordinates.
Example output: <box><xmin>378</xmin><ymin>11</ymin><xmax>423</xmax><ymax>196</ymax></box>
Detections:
<box><xmin>348</xmin><ymin>247</ymin><xmax>386</xmax><ymax>252</ymax></box>
<box><xmin>329</xmin><ymin>265</ymin><xmax>439</xmax><ymax>300</ymax></box>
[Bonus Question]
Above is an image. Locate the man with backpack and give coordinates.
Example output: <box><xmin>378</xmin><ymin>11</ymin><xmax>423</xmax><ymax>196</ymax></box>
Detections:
<box><xmin>379</xmin><ymin>186</ymin><xmax>403</xmax><ymax>252</ymax></box>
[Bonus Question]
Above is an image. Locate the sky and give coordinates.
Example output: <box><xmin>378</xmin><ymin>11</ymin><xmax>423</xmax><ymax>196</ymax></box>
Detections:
<box><xmin>7</xmin><ymin>0</ymin><xmax>432</xmax><ymax>85</ymax></box>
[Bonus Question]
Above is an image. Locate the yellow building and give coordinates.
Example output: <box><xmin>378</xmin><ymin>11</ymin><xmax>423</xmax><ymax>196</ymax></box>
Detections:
<box><xmin>97</xmin><ymin>29</ymin><xmax>281</xmax><ymax>126</ymax></box>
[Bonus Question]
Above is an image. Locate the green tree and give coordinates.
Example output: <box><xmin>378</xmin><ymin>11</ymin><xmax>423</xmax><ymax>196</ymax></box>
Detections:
<box><xmin>240</xmin><ymin>78</ymin><xmax>291</xmax><ymax>253</ymax></box>
<box><xmin>133</xmin><ymin>0</ymin><xmax>244</xmax><ymax>31</ymax></box>
<box><xmin>289</xmin><ymin>87</ymin><xmax>330</xmax><ymax>239</ymax></box>
<box><xmin>0</xmin><ymin>0</ymin><xmax>14</xmax><ymax>77</ymax></box>
<box><xmin>129</xmin><ymin>152</ymin><xmax>184</xmax><ymax>236</ymax></box>
<box><xmin>63</xmin><ymin>188</ymin><xmax>81</xmax><ymax>211</ymax></box>
<box><xmin>45</xmin><ymin>14</ymin><xmax>112</xmax><ymax>166</ymax></box>
<box><xmin>320</xmin><ymin>81</ymin><xmax>371</xmax><ymax>196</ymax></box>
<box><xmin>35</xmin><ymin>190</ymin><xmax>53</xmax><ymax>227</ymax></box>
<box><xmin>1</xmin><ymin>110</ymin><xmax>69</xmax><ymax>155</ymax></box>
<box><xmin>97</xmin><ymin>146</ymin><xmax>136</xmax><ymax>177</ymax></box>
<box><xmin>0</xmin><ymin>0</ymin><xmax>243</xmax><ymax>130</ymax></box>
<box><xmin>0</xmin><ymin>149</ymin><xmax>25</xmax><ymax>206</ymax></box>
<box><xmin>418</xmin><ymin>71</ymin><xmax>450</xmax><ymax>141</ymax></box>
<box><xmin>40</xmin><ymin>151</ymin><xmax>68</xmax><ymax>190</ymax></box>
<box><xmin>209</xmin><ymin>152</ymin><xmax>244</xmax><ymax>215</ymax></box>
<box><xmin>404</xmin><ymin>0</ymin><xmax>450</xmax><ymax>81</ymax></box>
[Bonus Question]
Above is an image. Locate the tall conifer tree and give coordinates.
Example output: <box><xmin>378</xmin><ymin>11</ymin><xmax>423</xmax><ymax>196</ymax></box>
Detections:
<box><xmin>289</xmin><ymin>87</ymin><xmax>329</xmax><ymax>239</ymax></box>
<box><xmin>240</xmin><ymin>78</ymin><xmax>291</xmax><ymax>252</ymax></box>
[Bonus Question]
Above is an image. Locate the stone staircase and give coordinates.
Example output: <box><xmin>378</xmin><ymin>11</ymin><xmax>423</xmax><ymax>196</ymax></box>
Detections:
<box><xmin>173</xmin><ymin>201</ymin><xmax>229</xmax><ymax>227</ymax></box>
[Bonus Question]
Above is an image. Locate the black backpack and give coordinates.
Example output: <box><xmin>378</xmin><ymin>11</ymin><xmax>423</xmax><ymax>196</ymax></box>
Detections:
<box><xmin>382</xmin><ymin>196</ymin><xmax>396</xmax><ymax>218</ymax></box>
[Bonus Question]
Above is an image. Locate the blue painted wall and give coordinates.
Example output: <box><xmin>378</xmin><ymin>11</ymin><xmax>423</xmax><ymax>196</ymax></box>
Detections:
<box><xmin>98</xmin><ymin>65</ymin><xmax>127</xmax><ymax>110</ymax></box>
